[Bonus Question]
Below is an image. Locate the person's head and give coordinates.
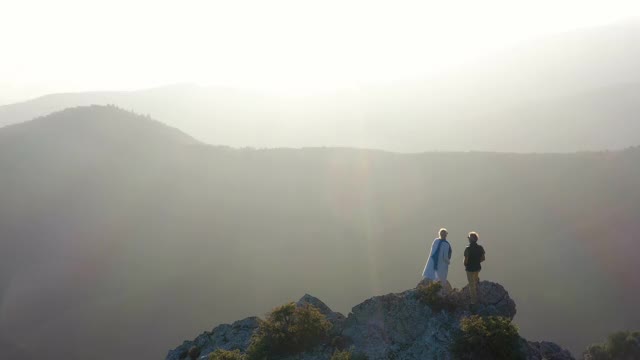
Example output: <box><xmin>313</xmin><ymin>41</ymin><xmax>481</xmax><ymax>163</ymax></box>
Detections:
<box><xmin>439</xmin><ymin>228</ymin><xmax>448</xmax><ymax>239</ymax></box>
<box><xmin>468</xmin><ymin>232</ymin><xmax>479</xmax><ymax>243</ymax></box>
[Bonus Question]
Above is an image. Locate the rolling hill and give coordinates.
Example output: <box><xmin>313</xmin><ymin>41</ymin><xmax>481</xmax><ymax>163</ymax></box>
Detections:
<box><xmin>2</xmin><ymin>21</ymin><xmax>640</xmax><ymax>153</ymax></box>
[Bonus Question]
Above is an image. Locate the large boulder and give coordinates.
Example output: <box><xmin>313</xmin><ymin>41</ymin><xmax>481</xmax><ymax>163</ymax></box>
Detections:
<box><xmin>341</xmin><ymin>289</ymin><xmax>456</xmax><ymax>359</ymax></box>
<box><xmin>449</xmin><ymin>280</ymin><xmax>517</xmax><ymax>319</ymax></box>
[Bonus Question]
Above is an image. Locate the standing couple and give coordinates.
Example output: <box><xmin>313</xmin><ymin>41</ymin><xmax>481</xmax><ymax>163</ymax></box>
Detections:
<box><xmin>422</xmin><ymin>228</ymin><xmax>485</xmax><ymax>305</ymax></box>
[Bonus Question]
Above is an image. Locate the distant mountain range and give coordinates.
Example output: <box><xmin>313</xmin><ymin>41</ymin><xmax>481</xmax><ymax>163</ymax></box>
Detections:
<box><xmin>2</xmin><ymin>21</ymin><xmax>640</xmax><ymax>153</ymax></box>
<box><xmin>0</xmin><ymin>105</ymin><xmax>638</xmax><ymax>360</ymax></box>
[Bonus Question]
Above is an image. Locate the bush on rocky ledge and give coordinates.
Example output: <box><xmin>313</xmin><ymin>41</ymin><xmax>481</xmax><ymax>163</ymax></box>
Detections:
<box><xmin>583</xmin><ymin>330</ymin><xmax>640</xmax><ymax>360</ymax></box>
<box><xmin>415</xmin><ymin>281</ymin><xmax>456</xmax><ymax>313</ymax></box>
<box><xmin>247</xmin><ymin>302</ymin><xmax>331</xmax><ymax>359</ymax></box>
<box><xmin>208</xmin><ymin>349</ymin><xmax>245</xmax><ymax>360</ymax></box>
<box><xmin>330</xmin><ymin>349</ymin><xmax>368</xmax><ymax>360</ymax></box>
<box><xmin>451</xmin><ymin>315</ymin><xmax>524</xmax><ymax>360</ymax></box>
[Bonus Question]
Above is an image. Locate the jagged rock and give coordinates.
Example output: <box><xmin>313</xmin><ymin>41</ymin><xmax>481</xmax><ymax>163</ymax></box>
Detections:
<box><xmin>296</xmin><ymin>294</ymin><xmax>346</xmax><ymax>337</ymax></box>
<box><xmin>417</xmin><ymin>279</ymin><xmax>517</xmax><ymax>320</ymax></box>
<box><xmin>449</xmin><ymin>281</ymin><xmax>517</xmax><ymax>320</ymax></box>
<box><xmin>165</xmin><ymin>282</ymin><xmax>573</xmax><ymax>360</ymax></box>
<box><xmin>525</xmin><ymin>341</ymin><xmax>575</xmax><ymax>360</ymax></box>
<box><xmin>165</xmin><ymin>317</ymin><xmax>259</xmax><ymax>360</ymax></box>
<box><xmin>296</xmin><ymin>294</ymin><xmax>346</xmax><ymax>324</ymax></box>
<box><xmin>341</xmin><ymin>289</ymin><xmax>456</xmax><ymax>359</ymax></box>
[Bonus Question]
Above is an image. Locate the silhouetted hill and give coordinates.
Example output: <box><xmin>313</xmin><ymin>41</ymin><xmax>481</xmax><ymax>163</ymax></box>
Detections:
<box><xmin>2</xmin><ymin>21</ymin><xmax>640</xmax><ymax>152</ymax></box>
<box><xmin>0</xmin><ymin>104</ymin><xmax>198</xmax><ymax>147</ymax></box>
<box><xmin>0</xmin><ymin>106</ymin><xmax>639</xmax><ymax>359</ymax></box>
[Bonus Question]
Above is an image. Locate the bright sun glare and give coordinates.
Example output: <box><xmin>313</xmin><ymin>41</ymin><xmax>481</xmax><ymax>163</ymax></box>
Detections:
<box><xmin>1</xmin><ymin>0</ymin><xmax>640</xmax><ymax>100</ymax></box>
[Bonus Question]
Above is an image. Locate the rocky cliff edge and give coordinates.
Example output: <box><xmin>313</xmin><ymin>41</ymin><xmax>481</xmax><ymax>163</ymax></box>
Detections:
<box><xmin>166</xmin><ymin>280</ymin><xmax>574</xmax><ymax>360</ymax></box>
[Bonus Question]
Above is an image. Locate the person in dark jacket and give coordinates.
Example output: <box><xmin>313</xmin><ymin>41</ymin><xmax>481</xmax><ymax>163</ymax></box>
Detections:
<box><xmin>463</xmin><ymin>232</ymin><xmax>485</xmax><ymax>305</ymax></box>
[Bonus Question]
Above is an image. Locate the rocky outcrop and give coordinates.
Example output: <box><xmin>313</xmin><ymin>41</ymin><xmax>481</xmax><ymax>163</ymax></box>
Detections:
<box><xmin>525</xmin><ymin>341</ymin><xmax>575</xmax><ymax>360</ymax></box>
<box><xmin>339</xmin><ymin>288</ymin><xmax>456</xmax><ymax>359</ymax></box>
<box><xmin>166</xmin><ymin>281</ymin><xmax>573</xmax><ymax>360</ymax></box>
<box><xmin>445</xmin><ymin>280</ymin><xmax>517</xmax><ymax>320</ymax></box>
<box><xmin>297</xmin><ymin>294</ymin><xmax>346</xmax><ymax>325</ymax></box>
<box><xmin>166</xmin><ymin>317</ymin><xmax>259</xmax><ymax>360</ymax></box>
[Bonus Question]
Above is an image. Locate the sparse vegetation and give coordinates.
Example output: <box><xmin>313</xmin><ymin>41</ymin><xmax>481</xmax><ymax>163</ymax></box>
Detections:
<box><xmin>583</xmin><ymin>331</ymin><xmax>640</xmax><ymax>360</ymax></box>
<box><xmin>331</xmin><ymin>335</ymin><xmax>350</xmax><ymax>351</ymax></box>
<box><xmin>246</xmin><ymin>302</ymin><xmax>331</xmax><ymax>360</ymax></box>
<box><xmin>416</xmin><ymin>282</ymin><xmax>456</xmax><ymax>312</ymax></box>
<box><xmin>208</xmin><ymin>349</ymin><xmax>246</xmax><ymax>360</ymax></box>
<box><xmin>451</xmin><ymin>315</ymin><xmax>524</xmax><ymax>360</ymax></box>
<box><xmin>330</xmin><ymin>349</ymin><xmax>368</xmax><ymax>360</ymax></box>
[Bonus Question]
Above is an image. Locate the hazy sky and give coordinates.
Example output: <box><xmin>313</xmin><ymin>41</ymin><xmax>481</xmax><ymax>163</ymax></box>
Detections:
<box><xmin>2</xmin><ymin>0</ymin><xmax>640</xmax><ymax>103</ymax></box>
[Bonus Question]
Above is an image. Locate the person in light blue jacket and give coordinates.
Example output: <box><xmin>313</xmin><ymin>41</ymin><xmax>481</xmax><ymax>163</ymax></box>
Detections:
<box><xmin>422</xmin><ymin>228</ymin><xmax>452</xmax><ymax>287</ymax></box>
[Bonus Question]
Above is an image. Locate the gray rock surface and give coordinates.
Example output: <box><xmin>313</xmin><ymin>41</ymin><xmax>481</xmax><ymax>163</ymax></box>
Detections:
<box><xmin>447</xmin><ymin>280</ymin><xmax>518</xmax><ymax>320</ymax></box>
<box><xmin>166</xmin><ymin>317</ymin><xmax>259</xmax><ymax>360</ymax></box>
<box><xmin>341</xmin><ymin>289</ymin><xmax>456</xmax><ymax>359</ymax></box>
<box><xmin>165</xmin><ymin>281</ymin><xmax>573</xmax><ymax>360</ymax></box>
<box><xmin>296</xmin><ymin>294</ymin><xmax>346</xmax><ymax>324</ymax></box>
<box><xmin>525</xmin><ymin>341</ymin><xmax>576</xmax><ymax>360</ymax></box>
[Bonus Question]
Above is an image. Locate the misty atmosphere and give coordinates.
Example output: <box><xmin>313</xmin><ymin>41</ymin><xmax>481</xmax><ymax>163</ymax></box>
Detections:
<box><xmin>4</xmin><ymin>19</ymin><xmax>640</xmax><ymax>154</ymax></box>
<box><xmin>2</xmin><ymin>1</ymin><xmax>640</xmax><ymax>360</ymax></box>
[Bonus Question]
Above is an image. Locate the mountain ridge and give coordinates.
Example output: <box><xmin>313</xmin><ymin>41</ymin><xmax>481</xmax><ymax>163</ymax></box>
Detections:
<box><xmin>2</xmin><ymin>80</ymin><xmax>639</xmax><ymax>153</ymax></box>
<box><xmin>0</xmin><ymin>105</ymin><xmax>199</xmax><ymax>148</ymax></box>
<box><xmin>3</xmin><ymin>19</ymin><xmax>640</xmax><ymax>153</ymax></box>
<box><xmin>0</xmin><ymin>19</ymin><xmax>640</xmax><ymax>153</ymax></box>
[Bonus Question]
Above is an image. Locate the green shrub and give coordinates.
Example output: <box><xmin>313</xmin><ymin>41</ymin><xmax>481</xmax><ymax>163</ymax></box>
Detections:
<box><xmin>416</xmin><ymin>281</ymin><xmax>456</xmax><ymax>312</ymax></box>
<box><xmin>451</xmin><ymin>315</ymin><xmax>524</xmax><ymax>360</ymax></box>
<box><xmin>208</xmin><ymin>349</ymin><xmax>245</xmax><ymax>360</ymax></box>
<box><xmin>246</xmin><ymin>302</ymin><xmax>331</xmax><ymax>360</ymax></box>
<box><xmin>330</xmin><ymin>349</ymin><xmax>368</xmax><ymax>360</ymax></box>
<box><xmin>583</xmin><ymin>331</ymin><xmax>640</xmax><ymax>360</ymax></box>
<box><xmin>330</xmin><ymin>349</ymin><xmax>353</xmax><ymax>360</ymax></box>
<box><xmin>585</xmin><ymin>344</ymin><xmax>610</xmax><ymax>360</ymax></box>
